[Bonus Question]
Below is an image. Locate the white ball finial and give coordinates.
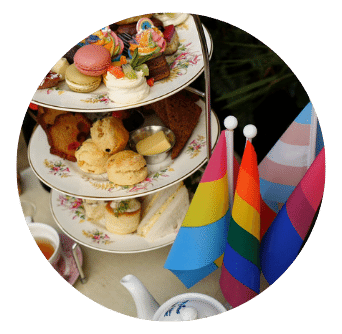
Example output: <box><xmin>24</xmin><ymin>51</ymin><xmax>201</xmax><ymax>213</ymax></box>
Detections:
<box><xmin>243</xmin><ymin>124</ymin><xmax>257</xmax><ymax>139</ymax></box>
<box><xmin>224</xmin><ymin>116</ymin><xmax>238</xmax><ymax>130</ymax></box>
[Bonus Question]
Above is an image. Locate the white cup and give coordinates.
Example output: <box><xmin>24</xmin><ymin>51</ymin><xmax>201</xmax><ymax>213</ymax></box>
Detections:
<box><xmin>28</xmin><ymin>223</ymin><xmax>70</xmax><ymax>276</ymax></box>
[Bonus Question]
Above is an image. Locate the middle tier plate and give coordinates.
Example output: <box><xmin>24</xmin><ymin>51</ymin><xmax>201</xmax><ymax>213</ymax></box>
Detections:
<box><xmin>28</xmin><ymin>100</ymin><xmax>220</xmax><ymax>200</ymax></box>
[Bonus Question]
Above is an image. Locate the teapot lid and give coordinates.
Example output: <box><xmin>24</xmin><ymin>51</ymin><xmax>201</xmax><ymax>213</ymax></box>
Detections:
<box><xmin>152</xmin><ymin>293</ymin><xmax>226</xmax><ymax>321</ymax></box>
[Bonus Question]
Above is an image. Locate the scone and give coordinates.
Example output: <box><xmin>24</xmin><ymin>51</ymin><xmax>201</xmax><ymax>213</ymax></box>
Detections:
<box><xmin>104</xmin><ymin>199</ymin><xmax>141</xmax><ymax>234</ymax></box>
<box><xmin>90</xmin><ymin>116</ymin><xmax>129</xmax><ymax>154</ymax></box>
<box><xmin>75</xmin><ymin>138</ymin><xmax>111</xmax><ymax>174</ymax></box>
<box><xmin>83</xmin><ymin>199</ymin><xmax>107</xmax><ymax>222</ymax></box>
<box><xmin>105</xmin><ymin>150</ymin><xmax>148</xmax><ymax>185</ymax></box>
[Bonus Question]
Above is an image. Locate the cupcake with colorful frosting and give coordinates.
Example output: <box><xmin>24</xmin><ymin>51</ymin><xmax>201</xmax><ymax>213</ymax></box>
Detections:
<box><xmin>129</xmin><ymin>18</ymin><xmax>170</xmax><ymax>82</ymax></box>
<box><xmin>79</xmin><ymin>27</ymin><xmax>124</xmax><ymax>61</ymax></box>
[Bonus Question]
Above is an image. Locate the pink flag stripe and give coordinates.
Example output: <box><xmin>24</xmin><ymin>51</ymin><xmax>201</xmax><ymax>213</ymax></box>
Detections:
<box><xmin>259</xmin><ymin>157</ymin><xmax>308</xmax><ymax>187</ymax></box>
<box><xmin>201</xmin><ymin>132</ymin><xmax>227</xmax><ymax>183</ymax></box>
<box><xmin>220</xmin><ymin>264</ymin><xmax>258</xmax><ymax>308</ymax></box>
<box><xmin>286</xmin><ymin>148</ymin><xmax>325</xmax><ymax>239</ymax></box>
<box><xmin>280</xmin><ymin>122</ymin><xmax>311</xmax><ymax>146</ymax></box>
<box><xmin>300</xmin><ymin>148</ymin><xmax>325</xmax><ymax>209</ymax></box>
<box><xmin>286</xmin><ymin>186</ymin><xmax>316</xmax><ymax>240</ymax></box>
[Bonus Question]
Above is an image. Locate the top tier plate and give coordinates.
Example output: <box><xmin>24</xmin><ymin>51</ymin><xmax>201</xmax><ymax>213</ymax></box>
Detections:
<box><xmin>31</xmin><ymin>16</ymin><xmax>213</xmax><ymax>112</ymax></box>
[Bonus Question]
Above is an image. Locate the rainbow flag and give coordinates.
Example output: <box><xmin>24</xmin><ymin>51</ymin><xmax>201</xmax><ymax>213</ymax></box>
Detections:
<box><xmin>220</xmin><ymin>140</ymin><xmax>261</xmax><ymax>308</ymax></box>
<box><xmin>259</xmin><ymin>102</ymin><xmax>324</xmax><ymax>238</ymax></box>
<box><xmin>164</xmin><ymin>131</ymin><xmax>239</xmax><ymax>288</ymax></box>
<box><xmin>260</xmin><ymin>148</ymin><xmax>325</xmax><ymax>284</ymax></box>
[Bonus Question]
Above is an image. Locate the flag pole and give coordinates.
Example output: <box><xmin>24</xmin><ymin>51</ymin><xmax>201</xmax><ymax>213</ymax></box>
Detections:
<box><xmin>308</xmin><ymin>106</ymin><xmax>318</xmax><ymax>167</ymax></box>
<box><xmin>243</xmin><ymin>124</ymin><xmax>258</xmax><ymax>144</ymax></box>
<box><xmin>224</xmin><ymin>116</ymin><xmax>238</xmax><ymax>209</ymax></box>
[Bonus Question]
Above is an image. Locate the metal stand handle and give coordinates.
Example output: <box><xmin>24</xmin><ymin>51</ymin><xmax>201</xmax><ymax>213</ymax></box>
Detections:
<box><xmin>193</xmin><ymin>15</ymin><xmax>212</xmax><ymax>159</ymax></box>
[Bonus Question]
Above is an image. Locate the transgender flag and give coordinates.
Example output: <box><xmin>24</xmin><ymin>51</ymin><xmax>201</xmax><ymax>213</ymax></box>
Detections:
<box><xmin>260</xmin><ymin>148</ymin><xmax>325</xmax><ymax>284</ymax></box>
<box><xmin>165</xmin><ymin>131</ymin><xmax>239</xmax><ymax>288</ymax></box>
<box><xmin>259</xmin><ymin>102</ymin><xmax>324</xmax><ymax>238</ymax></box>
<box><xmin>220</xmin><ymin>140</ymin><xmax>261</xmax><ymax>308</ymax></box>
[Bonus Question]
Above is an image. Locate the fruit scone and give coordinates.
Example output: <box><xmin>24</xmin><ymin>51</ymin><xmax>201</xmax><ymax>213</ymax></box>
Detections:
<box><xmin>105</xmin><ymin>150</ymin><xmax>148</xmax><ymax>186</ymax></box>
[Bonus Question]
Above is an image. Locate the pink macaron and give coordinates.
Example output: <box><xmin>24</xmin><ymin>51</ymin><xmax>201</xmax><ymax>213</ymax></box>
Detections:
<box><xmin>74</xmin><ymin>44</ymin><xmax>111</xmax><ymax>76</ymax></box>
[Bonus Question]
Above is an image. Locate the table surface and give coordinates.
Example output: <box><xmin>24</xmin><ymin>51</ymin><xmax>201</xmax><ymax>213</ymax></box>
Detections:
<box><xmin>17</xmin><ymin>131</ymin><xmax>268</xmax><ymax>318</ymax></box>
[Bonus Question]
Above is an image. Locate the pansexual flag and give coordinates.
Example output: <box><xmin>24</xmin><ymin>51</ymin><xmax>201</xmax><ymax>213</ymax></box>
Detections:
<box><xmin>164</xmin><ymin>131</ymin><xmax>239</xmax><ymax>288</ymax></box>
<box><xmin>220</xmin><ymin>140</ymin><xmax>261</xmax><ymax>308</ymax></box>
<box><xmin>259</xmin><ymin>102</ymin><xmax>324</xmax><ymax>238</ymax></box>
<box><xmin>260</xmin><ymin>147</ymin><xmax>325</xmax><ymax>284</ymax></box>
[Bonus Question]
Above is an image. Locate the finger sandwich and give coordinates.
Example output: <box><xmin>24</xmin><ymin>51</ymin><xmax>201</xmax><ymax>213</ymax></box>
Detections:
<box><xmin>137</xmin><ymin>181</ymin><xmax>189</xmax><ymax>241</ymax></box>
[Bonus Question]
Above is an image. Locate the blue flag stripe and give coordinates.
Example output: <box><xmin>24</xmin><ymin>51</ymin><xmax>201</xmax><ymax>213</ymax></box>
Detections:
<box><xmin>260</xmin><ymin>205</ymin><xmax>303</xmax><ymax>285</ymax></box>
<box><xmin>164</xmin><ymin>212</ymin><xmax>229</xmax><ymax>270</ymax></box>
<box><xmin>223</xmin><ymin>242</ymin><xmax>260</xmax><ymax>293</ymax></box>
<box><xmin>260</xmin><ymin>179</ymin><xmax>295</xmax><ymax>204</ymax></box>
<box><xmin>169</xmin><ymin>262</ymin><xmax>219</xmax><ymax>289</ymax></box>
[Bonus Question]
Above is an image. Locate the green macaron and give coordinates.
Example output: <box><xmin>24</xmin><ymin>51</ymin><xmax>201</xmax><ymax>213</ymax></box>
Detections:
<box><xmin>65</xmin><ymin>64</ymin><xmax>102</xmax><ymax>93</ymax></box>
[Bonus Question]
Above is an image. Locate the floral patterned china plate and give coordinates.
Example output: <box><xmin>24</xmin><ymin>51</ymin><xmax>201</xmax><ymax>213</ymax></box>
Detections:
<box><xmin>32</xmin><ymin>16</ymin><xmax>213</xmax><ymax>111</ymax></box>
<box><xmin>28</xmin><ymin>99</ymin><xmax>220</xmax><ymax>200</ymax></box>
<box><xmin>51</xmin><ymin>190</ymin><xmax>179</xmax><ymax>253</ymax></box>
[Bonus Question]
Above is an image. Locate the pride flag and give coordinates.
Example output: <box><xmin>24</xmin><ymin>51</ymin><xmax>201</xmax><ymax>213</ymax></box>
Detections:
<box><xmin>164</xmin><ymin>131</ymin><xmax>239</xmax><ymax>288</ymax></box>
<box><xmin>220</xmin><ymin>140</ymin><xmax>261</xmax><ymax>308</ymax></box>
<box><xmin>259</xmin><ymin>102</ymin><xmax>324</xmax><ymax>238</ymax></box>
<box><xmin>260</xmin><ymin>148</ymin><xmax>325</xmax><ymax>284</ymax></box>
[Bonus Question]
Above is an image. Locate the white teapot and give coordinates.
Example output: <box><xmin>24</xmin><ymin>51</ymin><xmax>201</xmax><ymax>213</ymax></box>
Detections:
<box><xmin>120</xmin><ymin>274</ymin><xmax>227</xmax><ymax>321</ymax></box>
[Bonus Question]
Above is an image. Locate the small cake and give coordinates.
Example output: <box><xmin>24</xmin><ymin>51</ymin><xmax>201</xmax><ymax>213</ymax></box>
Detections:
<box><xmin>129</xmin><ymin>18</ymin><xmax>170</xmax><ymax>82</ymax></box>
<box><xmin>145</xmin><ymin>55</ymin><xmax>170</xmax><ymax>82</ymax></box>
<box><xmin>78</xmin><ymin>27</ymin><xmax>124</xmax><ymax>61</ymax></box>
<box><xmin>65</xmin><ymin>64</ymin><xmax>102</xmax><ymax>93</ymax></box>
<box><xmin>38</xmin><ymin>71</ymin><xmax>61</xmax><ymax>89</ymax></box>
<box><xmin>51</xmin><ymin>58</ymin><xmax>70</xmax><ymax>80</ymax></box>
<box><xmin>149</xmin><ymin>91</ymin><xmax>202</xmax><ymax>159</ymax></box>
<box><xmin>105</xmin><ymin>150</ymin><xmax>148</xmax><ymax>186</ymax></box>
<box><xmin>36</xmin><ymin>106</ymin><xmax>68</xmax><ymax>131</ymax></box>
<box><xmin>45</xmin><ymin>112</ymin><xmax>92</xmax><ymax>162</ymax></box>
<box><xmin>83</xmin><ymin>199</ymin><xmax>107</xmax><ymax>222</ymax></box>
<box><xmin>90</xmin><ymin>116</ymin><xmax>129</xmax><ymax>154</ymax></box>
<box><xmin>75</xmin><ymin>138</ymin><xmax>111</xmax><ymax>174</ymax></box>
<box><xmin>113</xmin><ymin>17</ymin><xmax>164</xmax><ymax>36</ymax></box>
<box><xmin>163</xmin><ymin>25</ymin><xmax>179</xmax><ymax>55</ymax></box>
<box><xmin>153</xmin><ymin>13</ymin><xmax>190</xmax><ymax>27</ymax></box>
<box><xmin>104</xmin><ymin>199</ymin><xmax>141</xmax><ymax>234</ymax></box>
<box><xmin>74</xmin><ymin>44</ymin><xmax>111</xmax><ymax>76</ymax></box>
<box><xmin>103</xmin><ymin>64</ymin><xmax>150</xmax><ymax>104</ymax></box>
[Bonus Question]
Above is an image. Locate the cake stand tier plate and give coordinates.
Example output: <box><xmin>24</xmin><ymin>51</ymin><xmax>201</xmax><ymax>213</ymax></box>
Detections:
<box><xmin>50</xmin><ymin>189</ymin><xmax>178</xmax><ymax>253</ymax></box>
<box><xmin>31</xmin><ymin>16</ymin><xmax>213</xmax><ymax>112</ymax></box>
<box><xmin>28</xmin><ymin>99</ymin><xmax>220</xmax><ymax>200</ymax></box>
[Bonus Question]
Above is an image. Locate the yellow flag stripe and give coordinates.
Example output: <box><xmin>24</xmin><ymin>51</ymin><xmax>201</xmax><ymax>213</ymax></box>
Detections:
<box><xmin>232</xmin><ymin>192</ymin><xmax>260</xmax><ymax>240</ymax></box>
<box><xmin>182</xmin><ymin>173</ymin><xmax>229</xmax><ymax>227</ymax></box>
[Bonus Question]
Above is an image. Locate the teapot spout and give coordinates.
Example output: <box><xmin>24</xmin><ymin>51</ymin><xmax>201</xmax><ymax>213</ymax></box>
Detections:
<box><xmin>120</xmin><ymin>275</ymin><xmax>160</xmax><ymax>320</ymax></box>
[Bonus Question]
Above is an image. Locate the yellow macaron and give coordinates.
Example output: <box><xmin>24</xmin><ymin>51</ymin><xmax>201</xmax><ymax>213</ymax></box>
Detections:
<box><xmin>65</xmin><ymin>64</ymin><xmax>102</xmax><ymax>93</ymax></box>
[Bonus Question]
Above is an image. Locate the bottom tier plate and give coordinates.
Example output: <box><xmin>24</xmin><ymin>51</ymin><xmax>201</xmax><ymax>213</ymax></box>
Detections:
<box><xmin>50</xmin><ymin>189</ymin><xmax>182</xmax><ymax>253</ymax></box>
